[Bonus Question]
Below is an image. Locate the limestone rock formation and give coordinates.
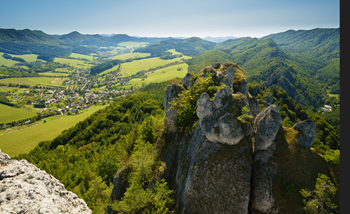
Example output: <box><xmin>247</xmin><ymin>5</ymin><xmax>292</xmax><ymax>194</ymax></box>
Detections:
<box><xmin>109</xmin><ymin>62</ymin><xmax>329</xmax><ymax>214</ymax></box>
<box><xmin>251</xmin><ymin>105</ymin><xmax>282</xmax><ymax>213</ymax></box>
<box><xmin>196</xmin><ymin>93</ymin><xmax>215</xmax><ymax>119</ymax></box>
<box><xmin>253</xmin><ymin>105</ymin><xmax>282</xmax><ymax>151</ymax></box>
<box><xmin>292</xmin><ymin>119</ymin><xmax>317</xmax><ymax>149</ymax></box>
<box><xmin>0</xmin><ymin>151</ymin><xmax>91</xmax><ymax>214</ymax></box>
<box><xmin>183</xmin><ymin>72</ymin><xmax>193</xmax><ymax>89</ymax></box>
<box><xmin>164</xmin><ymin>84</ymin><xmax>184</xmax><ymax>133</ymax></box>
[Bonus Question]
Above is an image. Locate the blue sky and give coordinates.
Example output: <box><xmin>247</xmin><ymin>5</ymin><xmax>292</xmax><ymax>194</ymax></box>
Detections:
<box><xmin>0</xmin><ymin>0</ymin><xmax>339</xmax><ymax>38</ymax></box>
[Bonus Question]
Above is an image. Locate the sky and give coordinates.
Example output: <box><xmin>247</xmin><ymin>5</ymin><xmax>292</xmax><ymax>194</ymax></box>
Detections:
<box><xmin>0</xmin><ymin>0</ymin><xmax>339</xmax><ymax>38</ymax></box>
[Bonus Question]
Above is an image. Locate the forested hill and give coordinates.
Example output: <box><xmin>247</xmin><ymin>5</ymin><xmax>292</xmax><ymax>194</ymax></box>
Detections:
<box><xmin>134</xmin><ymin>37</ymin><xmax>216</xmax><ymax>56</ymax></box>
<box><xmin>54</xmin><ymin>31</ymin><xmax>171</xmax><ymax>47</ymax></box>
<box><xmin>261</xmin><ymin>28</ymin><xmax>339</xmax><ymax>61</ymax></box>
<box><xmin>0</xmin><ymin>28</ymin><xmax>96</xmax><ymax>58</ymax></box>
<box><xmin>186</xmin><ymin>33</ymin><xmax>339</xmax><ymax>112</ymax></box>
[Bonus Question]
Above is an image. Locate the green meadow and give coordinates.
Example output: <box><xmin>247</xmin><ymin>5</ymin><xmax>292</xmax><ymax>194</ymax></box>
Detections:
<box><xmin>0</xmin><ymin>77</ymin><xmax>65</xmax><ymax>87</ymax></box>
<box><xmin>38</xmin><ymin>71</ymin><xmax>70</xmax><ymax>76</ymax></box>
<box><xmin>107</xmin><ymin>52</ymin><xmax>151</xmax><ymax>61</ymax></box>
<box><xmin>54</xmin><ymin>58</ymin><xmax>92</xmax><ymax>69</ymax></box>
<box><xmin>0</xmin><ymin>104</ymin><xmax>37</xmax><ymax>124</ymax></box>
<box><xmin>10</xmin><ymin>53</ymin><xmax>38</xmax><ymax>62</ymax></box>
<box><xmin>0</xmin><ymin>53</ymin><xmax>18</xmax><ymax>67</ymax></box>
<box><xmin>121</xmin><ymin>63</ymin><xmax>189</xmax><ymax>88</ymax></box>
<box><xmin>0</xmin><ymin>105</ymin><xmax>106</xmax><ymax>157</ymax></box>
<box><xmin>103</xmin><ymin>54</ymin><xmax>191</xmax><ymax>76</ymax></box>
<box><xmin>69</xmin><ymin>53</ymin><xmax>94</xmax><ymax>61</ymax></box>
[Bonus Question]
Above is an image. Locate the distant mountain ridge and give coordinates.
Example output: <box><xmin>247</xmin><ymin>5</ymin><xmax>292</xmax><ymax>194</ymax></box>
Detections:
<box><xmin>53</xmin><ymin>31</ymin><xmax>172</xmax><ymax>47</ymax></box>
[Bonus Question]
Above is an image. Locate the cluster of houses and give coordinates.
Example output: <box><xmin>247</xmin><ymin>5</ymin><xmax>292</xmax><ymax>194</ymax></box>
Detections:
<box><xmin>322</xmin><ymin>105</ymin><xmax>332</xmax><ymax>112</ymax></box>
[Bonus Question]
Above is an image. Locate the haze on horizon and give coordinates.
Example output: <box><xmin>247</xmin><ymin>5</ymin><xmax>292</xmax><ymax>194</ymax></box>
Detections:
<box><xmin>0</xmin><ymin>0</ymin><xmax>339</xmax><ymax>38</ymax></box>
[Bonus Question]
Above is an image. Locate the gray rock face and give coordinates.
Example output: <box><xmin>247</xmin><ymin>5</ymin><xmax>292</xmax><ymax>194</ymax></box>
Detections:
<box><xmin>213</xmin><ymin>86</ymin><xmax>232</xmax><ymax>109</ymax></box>
<box><xmin>197</xmin><ymin>89</ymin><xmax>248</xmax><ymax>146</ymax></box>
<box><xmin>253</xmin><ymin>105</ymin><xmax>282</xmax><ymax>151</ymax></box>
<box><xmin>292</xmin><ymin>119</ymin><xmax>317</xmax><ymax>149</ymax></box>
<box><xmin>164</xmin><ymin>84</ymin><xmax>184</xmax><ymax>114</ymax></box>
<box><xmin>183</xmin><ymin>72</ymin><xmax>193</xmax><ymax>89</ymax></box>
<box><xmin>262</xmin><ymin>73</ymin><xmax>280</xmax><ymax>88</ymax></box>
<box><xmin>251</xmin><ymin>105</ymin><xmax>282</xmax><ymax>213</ymax></box>
<box><xmin>175</xmin><ymin>124</ymin><xmax>253</xmax><ymax>214</ymax></box>
<box><xmin>196</xmin><ymin>93</ymin><xmax>215</xmax><ymax>119</ymax></box>
<box><xmin>248</xmin><ymin>96</ymin><xmax>261</xmax><ymax>118</ymax></box>
<box><xmin>107</xmin><ymin>164</ymin><xmax>132</xmax><ymax>214</ymax></box>
<box><xmin>164</xmin><ymin>84</ymin><xmax>184</xmax><ymax>133</ymax></box>
<box><xmin>222</xmin><ymin>66</ymin><xmax>235</xmax><ymax>90</ymax></box>
<box><xmin>0</xmin><ymin>152</ymin><xmax>92</xmax><ymax>214</ymax></box>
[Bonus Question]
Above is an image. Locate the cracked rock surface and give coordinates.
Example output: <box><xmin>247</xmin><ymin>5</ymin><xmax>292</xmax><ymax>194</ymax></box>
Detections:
<box><xmin>0</xmin><ymin>151</ymin><xmax>91</xmax><ymax>214</ymax></box>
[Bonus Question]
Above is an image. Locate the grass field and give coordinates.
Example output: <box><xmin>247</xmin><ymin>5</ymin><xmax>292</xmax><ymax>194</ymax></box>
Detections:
<box><xmin>69</xmin><ymin>53</ymin><xmax>94</xmax><ymax>61</ymax></box>
<box><xmin>54</xmin><ymin>58</ymin><xmax>92</xmax><ymax>69</ymax></box>
<box><xmin>0</xmin><ymin>77</ymin><xmax>64</xmax><ymax>87</ymax></box>
<box><xmin>38</xmin><ymin>72</ymin><xmax>70</xmax><ymax>76</ymax></box>
<box><xmin>118</xmin><ymin>42</ymin><xmax>149</xmax><ymax>49</ymax></box>
<box><xmin>0</xmin><ymin>53</ymin><xmax>18</xmax><ymax>67</ymax></box>
<box><xmin>0</xmin><ymin>105</ymin><xmax>106</xmax><ymax>157</ymax></box>
<box><xmin>0</xmin><ymin>104</ymin><xmax>37</xmax><ymax>124</ymax></box>
<box><xmin>10</xmin><ymin>53</ymin><xmax>38</xmax><ymax>62</ymax></box>
<box><xmin>107</xmin><ymin>52</ymin><xmax>151</xmax><ymax>61</ymax></box>
<box><xmin>102</xmin><ymin>55</ymin><xmax>191</xmax><ymax>77</ymax></box>
<box><xmin>120</xmin><ymin>63</ymin><xmax>189</xmax><ymax>89</ymax></box>
<box><xmin>166</xmin><ymin>49</ymin><xmax>182</xmax><ymax>55</ymax></box>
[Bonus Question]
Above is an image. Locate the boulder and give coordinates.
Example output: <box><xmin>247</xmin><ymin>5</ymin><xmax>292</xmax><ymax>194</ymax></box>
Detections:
<box><xmin>292</xmin><ymin>119</ymin><xmax>317</xmax><ymax>149</ymax></box>
<box><xmin>0</xmin><ymin>152</ymin><xmax>91</xmax><ymax>214</ymax></box>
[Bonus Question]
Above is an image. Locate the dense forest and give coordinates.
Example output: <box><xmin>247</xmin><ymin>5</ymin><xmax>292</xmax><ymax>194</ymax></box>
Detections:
<box><xmin>15</xmin><ymin>81</ymin><xmax>172</xmax><ymax>213</ymax></box>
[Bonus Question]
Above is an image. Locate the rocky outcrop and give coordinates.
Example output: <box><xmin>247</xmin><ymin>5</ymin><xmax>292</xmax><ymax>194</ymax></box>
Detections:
<box><xmin>164</xmin><ymin>84</ymin><xmax>184</xmax><ymax>133</ymax></box>
<box><xmin>292</xmin><ymin>119</ymin><xmax>317</xmax><ymax>149</ymax></box>
<box><xmin>106</xmin><ymin>164</ymin><xmax>132</xmax><ymax>214</ymax></box>
<box><xmin>251</xmin><ymin>105</ymin><xmax>282</xmax><ymax>213</ymax></box>
<box><xmin>248</xmin><ymin>96</ymin><xmax>261</xmax><ymax>118</ymax></box>
<box><xmin>109</xmin><ymin>62</ymin><xmax>325</xmax><ymax>214</ymax></box>
<box><xmin>183</xmin><ymin>72</ymin><xmax>193</xmax><ymax>89</ymax></box>
<box><xmin>253</xmin><ymin>105</ymin><xmax>282</xmax><ymax>151</ymax></box>
<box><xmin>175</xmin><ymin>123</ymin><xmax>253</xmax><ymax>214</ymax></box>
<box><xmin>0</xmin><ymin>151</ymin><xmax>91</xmax><ymax>214</ymax></box>
<box><xmin>198</xmin><ymin>91</ymin><xmax>247</xmax><ymax>146</ymax></box>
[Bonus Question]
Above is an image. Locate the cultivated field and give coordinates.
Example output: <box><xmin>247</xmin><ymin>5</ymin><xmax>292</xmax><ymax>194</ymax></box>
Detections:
<box><xmin>0</xmin><ymin>105</ymin><xmax>106</xmax><ymax>157</ymax></box>
<box><xmin>124</xmin><ymin>63</ymin><xmax>189</xmax><ymax>88</ymax></box>
<box><xmin>107</xmin><ymin>52</ymin><xmax>151</xmax><ymax>61</ymax></box>
<box><xmin>0</xmin><ymin>104</ymin><xmax>37</xmax><ymax>124</ymax></box>
<box><xmin>69</xmin><ymin>53</ymin><xmax>94</xmax><ymax>61</ymax></box>
<box><xmin>10</xmin><ymin>53</ymin><xmax>38</xmax><ymax>62</ymax></box>
<box><xmin>0</xmin><ymin>53</ymin><xmax>18</xmax><ymax>67</ymax></box>
<box><xmin>38</xmin><ymin>71</ymin><xmax>70</xmax><ymax>76</ymax></box>
<box><xmin>0</xmin><ymin>77</ymin><xmax>65</xmax><ymax>87</ymax></box>
<box><xmin>103</xmin><ymin>55</ymin><xmax>191</xmax><ymax>77</ymax></box>
<box><xmin>54</xmin><ymin>58</ymin><xmax>92</xmax><ymax>69</ymax></box>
